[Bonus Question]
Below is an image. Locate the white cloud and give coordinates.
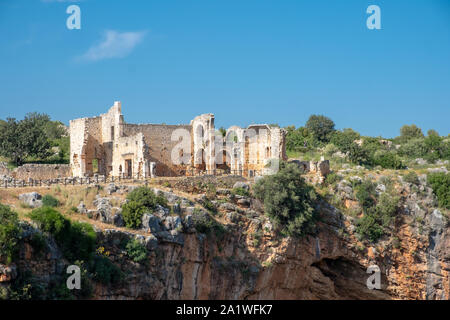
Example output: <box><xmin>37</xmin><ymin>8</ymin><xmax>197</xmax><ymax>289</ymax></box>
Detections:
<box><xmin>78</xmin><ymin>30</ymin><xmax>146</xmax><ymax>62</ymax></box>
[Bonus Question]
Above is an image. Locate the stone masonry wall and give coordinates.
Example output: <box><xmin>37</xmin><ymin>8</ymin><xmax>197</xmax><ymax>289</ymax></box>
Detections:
<box><xmin>0</xmin><ymin>163</ymin><xmax>71</xmax><ymax>180</ymax></box>
<box><xmin>122</xmin><ymin>123</ymin><xmax>192</xmax><ymax>176</ymax></box>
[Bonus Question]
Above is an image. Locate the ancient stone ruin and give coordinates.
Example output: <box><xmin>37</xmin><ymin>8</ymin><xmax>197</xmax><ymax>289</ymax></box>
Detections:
<box><xmin>70</xmin><ymin>101</ymin><xmax>287</xmax><ymax>178</ymax></box>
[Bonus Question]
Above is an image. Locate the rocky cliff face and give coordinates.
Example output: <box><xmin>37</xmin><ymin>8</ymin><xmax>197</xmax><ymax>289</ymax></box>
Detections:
<box><xmin>1</xmin><ymin>178</ymin><xmax>449</xmax><ymax>300</ymax></box>
<box><xmin>76</xmin><ymin>199</ymin><xmax>449</xmax><ymax>300</ymax></box>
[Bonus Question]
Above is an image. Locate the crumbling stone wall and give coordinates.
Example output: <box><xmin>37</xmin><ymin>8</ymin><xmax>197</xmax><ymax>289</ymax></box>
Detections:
<box><xmin>289</xmin><ymin>158</ymin><xmax>331</xmax><ymax>183</ymax></box>
<box><xmin>191</xmin><ymin>114</ymin><xmax>216</xmax><ymax>174</ymax></box>
<box><xmin>0</xmin><ymin>163</ymin><xmax>70</xmax><ymax>180</ymax></box>
<box><xmin>122</xmin><ymin>123</ymin><xmax>192</xmax><ymax>177</ymax></box>
<box><xmin>225</xmin><ymin>125</ymin><xmax>287</xmax><ymax>177</ymax></box>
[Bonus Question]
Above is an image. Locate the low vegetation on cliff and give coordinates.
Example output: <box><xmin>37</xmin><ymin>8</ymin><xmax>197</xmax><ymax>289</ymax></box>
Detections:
<box><xmin>121</xmin><ymin>187</ymin><xmax>168</xmax><ymax>229</ymax></box>
<box><xmin>0</xmin><ymin>204</ymin><xmax>21</xmax><ymax>264</ymax></box>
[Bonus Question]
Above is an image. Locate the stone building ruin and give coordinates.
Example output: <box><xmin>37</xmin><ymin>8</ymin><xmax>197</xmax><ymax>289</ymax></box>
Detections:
<box><xmin>70</xmin><ymin>101</ymin><xmax>287</xmax><ymax>178</ymax></box>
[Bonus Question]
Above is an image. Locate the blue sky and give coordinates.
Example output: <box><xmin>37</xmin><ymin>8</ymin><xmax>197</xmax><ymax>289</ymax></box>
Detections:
<box><xmin>0</xmin><ymin>0</ymin><xmax>449</xmax><ymax>138</ymax></box>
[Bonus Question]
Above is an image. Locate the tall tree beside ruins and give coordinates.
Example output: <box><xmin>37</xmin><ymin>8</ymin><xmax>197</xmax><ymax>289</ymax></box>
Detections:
<box><xmin>0</xmin><ymin>113</ymin><xmax>51</xmax><ymax>166</ymax></box>
<box><xmin>305</xmin><ymin>115</ymin><xmax>336</xmax><ymax>143</ymax></box>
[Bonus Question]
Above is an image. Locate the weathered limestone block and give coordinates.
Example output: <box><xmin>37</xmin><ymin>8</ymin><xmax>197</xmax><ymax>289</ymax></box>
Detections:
<box><xmin>18</xmin><ymin>192</ymin><xmax>43</xmax><ymax>208</ymax></box>
<box><xmin>142</xmin><ymin>214</ymin><xmax>162</xmax><ymax>233</ymax></box>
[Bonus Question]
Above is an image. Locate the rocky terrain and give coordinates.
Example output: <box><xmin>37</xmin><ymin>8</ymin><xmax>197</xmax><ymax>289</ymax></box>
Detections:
<box><xmin>0</xmin><ymin>167</ymin><xmax>449</xmax><ymax>300</ymax></box>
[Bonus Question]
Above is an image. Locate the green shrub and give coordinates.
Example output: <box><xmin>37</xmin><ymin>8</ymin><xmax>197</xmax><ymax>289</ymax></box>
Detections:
<box><xmin>285</xmin><ymin>125</ymin><xmax>314</xmax><ymax>152</ymax></box>
<box><xmin>202</xmin><ymin>198</ymin><xmax>217</xmax><ymax>214</ymax></box>
<box><xmin>427</xmin><ymin>172</ymin><xmax>450</xmax><ymax>209</ymax></box>
<box><xmin>192</xmin><ymin>209</ymin><xmax>226</xmax><ymax>239</ymax></box>
<box><xmin>330</xmin><ymin>128</ymin><xmax>360</xmax><ymax>153</ymax></box>
<box><xmin>325</xmin><ymin>172</ymin><xmax>342</xmax><ymax>186</ymax></box>
<box><xmin>0</xmin><ymin>204</ymin><xmax>21</xmax><ymax>264</ymax></box>
<box><xmin>121</xmin><ymin>201</ymin><xmax>146</xmax><ymax>229</ymax></box>
<box><xmin>356</xmin><ymin>194</ymin><xmax>399</xmax><ymax>242</ymax></box>
<box><xmin>347</xmin><ymin>143</ymin><xmax>370</xmax><ymax>166</ymax></box>
<box><xmin>355</xmin><ymin>180</ymin><xmax>377</xmax><ymax>210</ymax></box>
<box><xmin>29</xmin><ymin>207</ymin><xmax>96</xmax><ymax>262</ymax></box>
<box><xmin>125</xmin><ymin>239</ymin><xmax>148</xmax><ymax>263</ymax></box>
<box><xmin>397</xmin><ymin>124</ymin><xmax>424</xmax><ymax>143</ymax></box>
<box><xmin>323</xmin><ymin>143</ymin><xmax>339</xmax><ymax>157</ymax></box>
<box><xmin>8</xmin><ymin>270</ymin><xmax>45</xmax><ymax>300</ymax></box>
<box><xmin>253</xmin><ymin>162</ymin><xmax>318</xmax><ymax>238</ymax></box>
<box><xmin>403</xmin><ymin>171</ymin><xmax>419</xmax><ymax>185</ymax></box>
<box><xmin>398</xmin><ymin>138</ymin><xmax>427</xmax><ymax>158</ymax></box>
<box><xmin>356</xmin><ymin>210</ymin><xmax>384</xmax><ymax>242</ymax></box>
<box><xmin>42</xmin><ymin>194</ymin><xmax>60</xmax><ymax>207</ymax></box>
<box><xmin>121</xmin><ymin>187</ymin><xmax>167</xmax><ymax>229</ymax></box>
<box><xmin>373</xmin><ymin>152</ymin><xmax>404</xmax><ymax>169</ymax></box>
<box><xmin>90</xmin><ymin>255</ymin><xmax>123</xmax><ymax>285</ymax></box>
<box><xmin>231</xmin><ymin>187</ymin><xmax>250</xmax><ymax>197</ymax></box>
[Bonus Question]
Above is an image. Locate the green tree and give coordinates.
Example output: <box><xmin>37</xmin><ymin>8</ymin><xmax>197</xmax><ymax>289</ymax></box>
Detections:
<box><xmin>305</xmin><ymin>115</ymin><xmax>335</xmax><ymax>143</ymax></box>
<box><xmin>285</xmin><ymin>126</ymin><xmax>312</xmax><ymax>151</ymax></box>
<box><xmin>398</xmin><ymin>138</ymin><xmax>428</xmax><ymax>158</ymax></box>
<box><xmin>0</xmin><ymin>113</ymin><xmax>51</xmax><ymax>165</ymax></box>
<box><xmin>253</xmin><ymin>162</ymin><xmax>318</xmax><ymax>237</ymax></box>
<box><xmin>347</xmin><ymin>143</ymin><xmax>370</xmax><ymax>165</ymax></box>
<box><xmin>398</xmin><ymin>124</ymin><xmax>424</xmax><ymax>143</ymax></box>
<box><xmin>330</xmin><ymin>128</ymin><xmax>361</xmax><ymax>153</ymax></box>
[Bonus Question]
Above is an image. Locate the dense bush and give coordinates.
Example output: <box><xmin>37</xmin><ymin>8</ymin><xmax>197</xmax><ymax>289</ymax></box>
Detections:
<box><xmin>29</xmin><ymin>207</ymin><xmax>96</xmax><ymax>262</ymax></box>
<box><xmin>323</xmin><ymin>143</ymin><xmax>339</xmax><ymax>157</ymax></box>
<box><xmin>42</xmin><ymin>194</ymin><xmax>60</xmax><ymax>207</ymax></box>
<box><xmin>121</xmin><ymin>187</ymin><xmax>168</xmax><ymax>229</ymax></box>
<box><xmin>372</xmin><ymin>152</ymin><xmax>404</xmax><ymax>169</ymax></box>
<box><xmin>356</xmin><ymin>194</ymin><xmax>399</xmax><ymax>242</ymax></box>
<box><xmin>90</xmin><ymin>255</ymin><xmax>123</xmax><ymax>285</ymax></box>
<box><xmin>7</xmin><ymin>270</ymin><xmax>45</xmax><ymax>300</ymax></box>
<box><xmin>325</xmin><ymin>172</ymin><xmax>342</xmax><ymax>186</ymax></box>
<box><xmin>427</xmin><ymin>172</ymin><xmax>450</xmax><ymax>209</ymax></box>
<box><xmin>398</xmin><ymin>138</ymin><xmax>428</xmax><ymax>158</ymax></box>
<box><xmin>0</xmin><ymin>204</ymin><xmax>21</xmax><ymax>264</ymax></box>
<box><xmin>354</xmin><ymin>180</ymin><xmax>377</xmax><ymax>210</ymax></box>
<box><xmin>330</xmin><ymin>128</ymin><xmax>360</xmax><ymax>153</ymax></box>
<box><xmin>125</xmin><ymin>239</ymin><xmax>148</xmax><ymax>263</ymax></box>
<box><xmin>397</xmin><ymin>124</ymin><xmax>424</xmax><ymax>143</ymax></box>
<box><xmin>285</xmin><ymin>125</ymin><xmax>313</xmax><ymax>151</ymax></box>
<box><xmin>347</xmin><ymin>143</ymin><xmax>370</xmax><ymax>165</ymax></box>
<box><xmin>253</xmin><ymin>162</ymin><xmax>318</xmax><ymax>237</ymax></box>
<box><xmin>403</xmin><ymin>171</ymin><xmax>420</xmax><ymax>185</ymax></box>
<box><xmin>356</xmin><ymin>210</ymin><xmax>384</xmax><ymax>242</ymax></box>
<box><xmin>231</xmin><ymin>187</ymin><xmax>250</xmax><ymax>197</ymax></box>
<box><xmin>192</xmin><ymin>209</ymin><xmax>226</xmax><ymax>239</ymax></box>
